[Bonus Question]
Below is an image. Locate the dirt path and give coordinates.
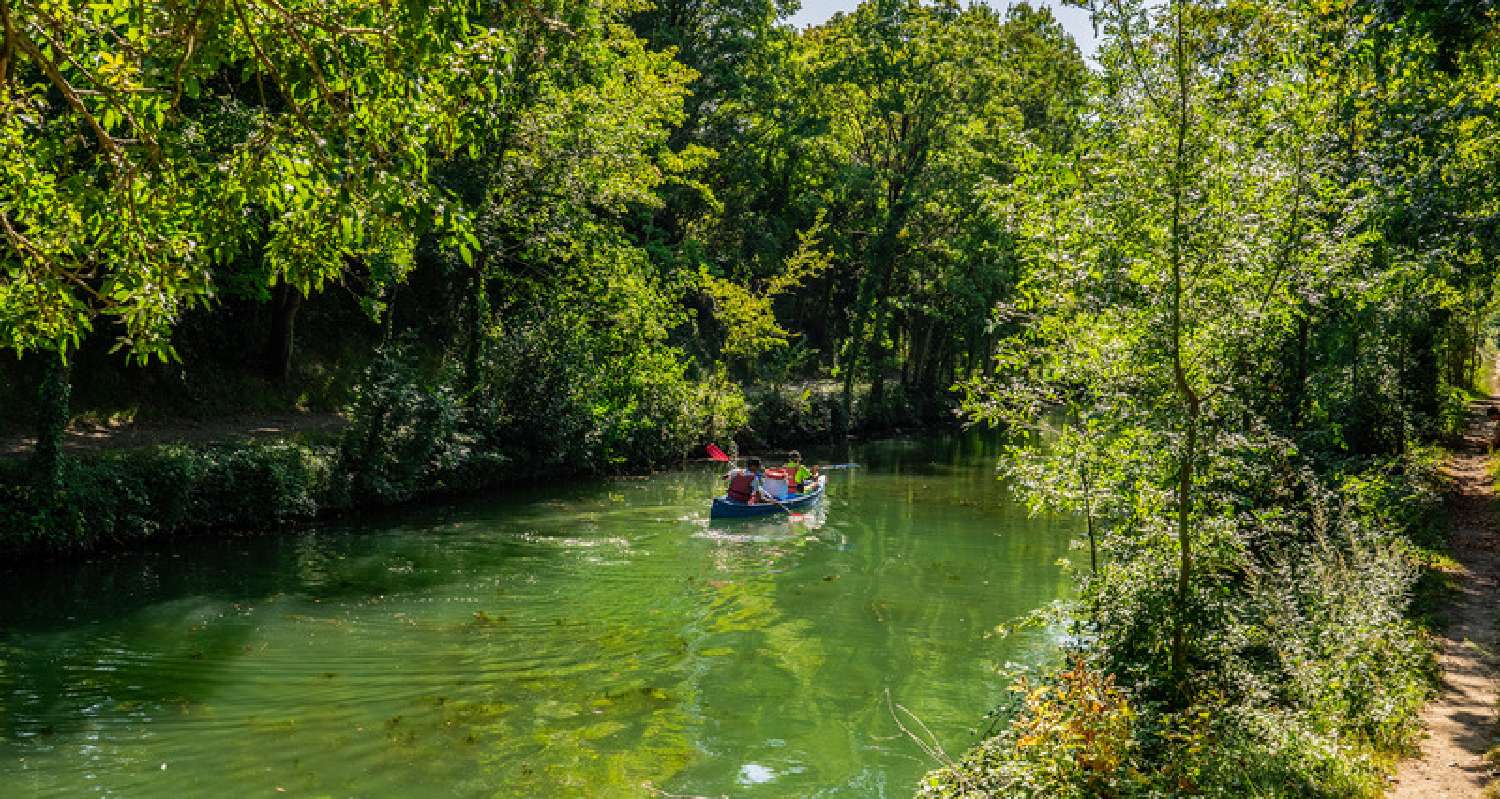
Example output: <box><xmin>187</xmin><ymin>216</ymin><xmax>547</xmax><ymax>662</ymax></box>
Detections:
<box><xmin>1391</xmin><ymin>400</ymin><xmax>1500</xmax><ymax>798</ymax></box>
<box><xmin>0</xmin><ymin>412</ymin><xmax>347</xmax><ymax>458</ymax></box>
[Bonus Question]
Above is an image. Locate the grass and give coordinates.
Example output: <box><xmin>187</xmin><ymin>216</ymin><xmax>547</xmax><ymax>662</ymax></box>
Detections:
<box><xmin>1409</xmin><ymin>544</ymin><xmax>1465</xmax><ymax>635</ymax></box>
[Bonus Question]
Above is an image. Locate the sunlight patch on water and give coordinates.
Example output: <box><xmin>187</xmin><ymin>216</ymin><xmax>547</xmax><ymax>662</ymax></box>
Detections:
<box><xmin>0</xmin><ymin>435</ymin><xmax>1077</xmax><ymax>798</ymax></box>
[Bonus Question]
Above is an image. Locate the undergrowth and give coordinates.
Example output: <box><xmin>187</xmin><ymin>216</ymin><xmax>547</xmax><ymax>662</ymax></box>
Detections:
<box><xmin>1</xmin><ymin>344</ymin><xmax>749</xmax><ymax>557</ymax></box>
<box><xmin>922</xmin><ymin>445</ymin><xmax>1449</xmax><ymax>798</ymax></box>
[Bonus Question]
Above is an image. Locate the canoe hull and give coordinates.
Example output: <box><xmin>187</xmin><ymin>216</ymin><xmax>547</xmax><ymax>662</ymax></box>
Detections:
<box><xmin>710</xmin><ymin>476</ymin><xmax>827</xmax><ymax>519</ymax></box>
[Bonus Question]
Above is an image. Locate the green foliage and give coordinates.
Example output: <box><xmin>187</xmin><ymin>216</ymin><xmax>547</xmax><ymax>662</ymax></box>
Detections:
<box><xmin>0</xmin><ymin>0</ymin><xmax>489</xmax><ymax>361</ymax></box>
<box><xmin>944</xmin><ymin>0</ymin><xmax>1497</xmax><ymax>795</ymax></box>
<box><xmin>469</xmin><ymin>304</ymin><xmax>742</xmax><ymax>473</ymax></box>
<box><xmin>0</xmin><ymin>441</ymin><xmax>338</xmax><ymax>554</ymax></box>
<box><xmin>338</xmin><ymin>345</ymin><xmax>465</xmax><ymax>505</ymax></box>
<box><xmin>926</xmin><ymin>452</ymin><xmax>1440</xmax><ymax>799</ymax></box>
<box><xmin>745</xmin><ymin>384</ymin><xmax>849</xmax><ymax>448</ymax></box>
<box><xmin>1437</xmin><ymin>384</ymin><xmax>1473</xmax><ymax>443</ymax></box>
<box><xmin>701</xmin><ymin>213</ymin><xmax>832</xmax><ymax>363</ymax></box>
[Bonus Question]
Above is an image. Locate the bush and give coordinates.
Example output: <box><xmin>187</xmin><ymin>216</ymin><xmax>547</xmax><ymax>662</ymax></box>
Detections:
<box><xmin>1436</xmin><ymin>384</ymin><xmax>1472</xmax><ymax>444</ymax></box>
<box><xmin>0</xmin><ymin>442</ymin><xmax>340</xmax><ymax>555</ymax></box>
<box><xmin>188</xmin><ymin>443</ymin><xmax>332</xmax><ymax>527</ymax></box>
<box><xmin>339</xmin><ymin>345</ymin><xmax>465</xmax><ymax>505</ymax></box>
<box><xmin>745</xmin><ymin>385</ymin><xmax>847</xmax><ymax>448</ymax></box>
<box><xmin>924</xmin><ymin>448</ymin><xmax>1441</xmax><ymax>799</ymax></box>
<box><xmin>920</xmin><ymin>660</ymin><xmax>1139</xmax><ymax>799</ymax></box>
<box><xmin>469</xmin><ymin>310</ymin><xmax>744</xmax><ymax>472</ymax></box>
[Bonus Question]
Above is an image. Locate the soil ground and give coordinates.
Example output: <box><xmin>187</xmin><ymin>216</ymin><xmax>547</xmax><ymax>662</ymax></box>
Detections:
<box><xmin>0</xmin><ymin>412</ymin><xmax>346</xmax><ymax>458</ymax></box>
<box><xmin>1391</xmin><ymin>400</ymin><xmax>1500</xmax><ymax>797</ymax></box>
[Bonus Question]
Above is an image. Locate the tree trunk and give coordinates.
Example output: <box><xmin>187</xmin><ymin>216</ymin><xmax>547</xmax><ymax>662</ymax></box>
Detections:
<box><xmin>265</xmin><ymin>284</ymin><xmax>303</xmax><ymax>382</ymax></box>
<box><xmin>840</xmin><ymin>346</ymin><xmax>857</xmax><ymax>434</ymax></box>
<box><xmin>31</xmin><ymin>350</ymin><xmax>71</xmax><ymax>504</ymax></box>
<box><xmin>1167</xmin><ymin>0</ymin><xmax>1197</xmax><ymax>699</ymax></box>
<box><xmin>912</xmin><ymin>319</ymin><xmax>935</xmax><ymax>415</ymax></box>
<box><xmin>1076</xmin><ymin>413</ymin><xmax>1099</xmax><ymax>576</ymax></box>
<box><xmin>867</xmin><ymin>312</ymin><xmax>887</xmax><ymax>413</ymax></box>
<box><xmin>899</xmin><ymin>316</ymin><xmax>911</xmax><ymax>391</ymax></box>
<box><xmin>1469</xmin><ymin>300</ymin><xmax>1482</xmax><ymax>390</ymax></box>
<box><xmin>842</xmin><ymin>180</ymin><xmax>915</xmax><ymax>427</ymax></box>
<box><xmin>463</xmin><ymin>251</ymin><xmax>489</xmax><ymax>389</ymax></box>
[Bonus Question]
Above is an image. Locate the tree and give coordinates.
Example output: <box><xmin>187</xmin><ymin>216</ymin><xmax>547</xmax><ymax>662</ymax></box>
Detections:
<box><xmin>967</xmin><ymin>0</ymin><xmax>1400</xmax><ymax>697</ymax></box>
<box><xmin>801</xmin><ymin>1</ymin><xmax>1083</xmax><ymax>421</ymax></box>
<box><xmin>0</xmin><ymin>0</ymin><xmax>489</xmax><ymax>364</ymax></box>
<box><xmin>0</xmin><ymin>0</ymin><xmax>508</xmax><ymax>483</ymax></box>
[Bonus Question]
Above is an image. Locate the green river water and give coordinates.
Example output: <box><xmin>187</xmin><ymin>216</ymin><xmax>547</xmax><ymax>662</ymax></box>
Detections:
<box><xmin>0</xmin><ymin>435</ymin><xmax>1075</xmax><ymax>798</ymax></box>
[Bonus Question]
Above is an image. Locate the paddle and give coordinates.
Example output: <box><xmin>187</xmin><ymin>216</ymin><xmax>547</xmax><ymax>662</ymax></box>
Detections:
<box><xmin>761</xmin><ymin>492</ymin><xmax>791</xmax><ymax>513</ymax></box>
<box><xmin>704</xmin><ymin>444</ymin><xmax>856</xmax><ymax>471</ymax></box>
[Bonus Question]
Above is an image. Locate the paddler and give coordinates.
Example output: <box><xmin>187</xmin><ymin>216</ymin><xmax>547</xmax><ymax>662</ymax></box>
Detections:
<box><xmin>783</xmin><ymin>450</ymin><xmax>817</xmax><ymax>494</ymax></box>
<box><xmin>723</xmin><ymin>457</ymin><xmax>767</xmax><ymax>503</ymax></box>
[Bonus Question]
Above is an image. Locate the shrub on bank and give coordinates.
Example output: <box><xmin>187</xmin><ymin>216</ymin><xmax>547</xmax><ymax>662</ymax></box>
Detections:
<box><xmin>466</xmin><ymin>313</ymin><xmax>749</xmax><ymax>474</ymax></box>
<box><xmin>745</xmin><ymin>386</ymin><xmax>849</xmax><ymax>447</ymax></box>
<box><xmin>922</xmin><ymin>450</ymin><xmax>1442</xmax><ymax>799</ymax></box>
<box><xmin>0</xmin><ymin>342</ymin><xmax>748</xmax><ymax>557</ymax></box>
<box><xmin>0</xmin><ymin>442</ymin><xmax>341</xmax><ymax>554</ymax></box>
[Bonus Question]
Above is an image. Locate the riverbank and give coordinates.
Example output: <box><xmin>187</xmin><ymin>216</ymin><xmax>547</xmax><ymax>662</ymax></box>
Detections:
<box><xmin>920</xmin><ymin>419</ymin><xmax>1463</xmax><ymax>798</ymax></box>
<box><xmin>0</xmin><ymin>434</ymin><xmax>504</xmax><ymax>559</ymax></box>
<box><xmin>0</xmin><ymin>379</ymin><xmax>959</xmax><ymax>560</ymax></box>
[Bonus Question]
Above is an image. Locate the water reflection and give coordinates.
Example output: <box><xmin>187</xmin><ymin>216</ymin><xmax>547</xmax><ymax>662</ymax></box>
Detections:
<box><xmin>0</xmin><ymin>434</ymin><xmax>1076</xmax><ymax>797</ymax></box>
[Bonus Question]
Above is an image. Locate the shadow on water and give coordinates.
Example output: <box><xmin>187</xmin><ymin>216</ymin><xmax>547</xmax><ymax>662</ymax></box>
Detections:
<box><xmin>0</xmin><ymin>431</ymin><xmax>1076</xmax><ymax>798</ymax></box>
<box><xmin>0</xmin><ymin>500</ymin><xmax>592</xmax><ymax>743</ymax></box>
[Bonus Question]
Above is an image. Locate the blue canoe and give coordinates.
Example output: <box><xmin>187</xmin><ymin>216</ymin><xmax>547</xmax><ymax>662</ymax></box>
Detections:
<box><xmin>710</xmin><ymin>476</ymin><xmax>827</xmax><ymax>519</ymax></box>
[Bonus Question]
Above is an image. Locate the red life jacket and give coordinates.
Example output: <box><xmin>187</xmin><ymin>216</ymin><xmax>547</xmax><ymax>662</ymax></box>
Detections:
<box><xmin>727</xmin><ymin>470</ymin><xmax>756</xmax><ymax>502</ymax></box>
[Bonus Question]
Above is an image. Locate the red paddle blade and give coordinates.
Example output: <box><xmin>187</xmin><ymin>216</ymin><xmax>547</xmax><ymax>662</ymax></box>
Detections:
<box><xmin>706</xmin><ymin>443</ymin><xmax>730</xmax><ymax>462</ymax></box>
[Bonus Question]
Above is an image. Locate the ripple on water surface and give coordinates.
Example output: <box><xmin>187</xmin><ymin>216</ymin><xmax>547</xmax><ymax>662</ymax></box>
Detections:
<box><xmin>0</xmin><ymin>435</ymin><xmax>1076</xmax><ymax>797</ymax></box>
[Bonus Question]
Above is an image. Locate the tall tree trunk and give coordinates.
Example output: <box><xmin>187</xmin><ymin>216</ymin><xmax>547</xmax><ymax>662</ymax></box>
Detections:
<box><xmin>1469</xmin><ymin>298</ymin><xmax>1482</xmax><ymax>390</ymax></box>
<box><xmin>1074</xmin><ymin>409</ymin><xmax>1100</xmax><ymax>576</ymax></box>
<box><xmin>1288</xmin><ymin>315</ymin><xmax>1309</xmax><ymax>429</ymax></box>
<box><xmin>899</xmin><ymin>316</ymin><xmax>911</xmax><ymax>391</ymax></box>
<box><xmin>265</xmin><ymin>283</ymin><xmax>302</xmax><ymax>382</ymax></box>
<box><xmin>911</xmin><ymin>319</ymin><xmax>935</xmax><ymax>415</ymax></box>
<box><xmin>1167</xmin><ymin>0</ymin><xmax>1198</xmax><ymax>698</ymax></box>
<box><xmin>842</xmin><ymin>182</ymin><xmax>914</xmax><ymax>426</ymax></box>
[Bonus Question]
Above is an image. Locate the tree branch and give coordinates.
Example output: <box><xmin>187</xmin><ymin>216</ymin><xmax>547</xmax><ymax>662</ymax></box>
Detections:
<box><xmin>11</xmin><ymin>25</ymin><xmax>123</xmax><ymax>161</ymax></box>
<box><xmin>0</xmin><ymin>0</ymin><xmax>14</xmax><ymax>86</ymax></box>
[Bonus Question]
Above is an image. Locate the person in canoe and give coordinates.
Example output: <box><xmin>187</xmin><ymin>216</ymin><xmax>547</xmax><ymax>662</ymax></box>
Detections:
<box><xmin>783</xmin><ymin>450</ymin><xmax>817</xmax><ymax>495</ymax></box>
<box><xmin>761</xmin><ymin>466</ymin><xmax>791</xmax><ymax>500</ymax></box>
<box><xmin>723</xmin><ymin>457</ymin><xmax>772</xmax><ymax>504</ymax></box>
